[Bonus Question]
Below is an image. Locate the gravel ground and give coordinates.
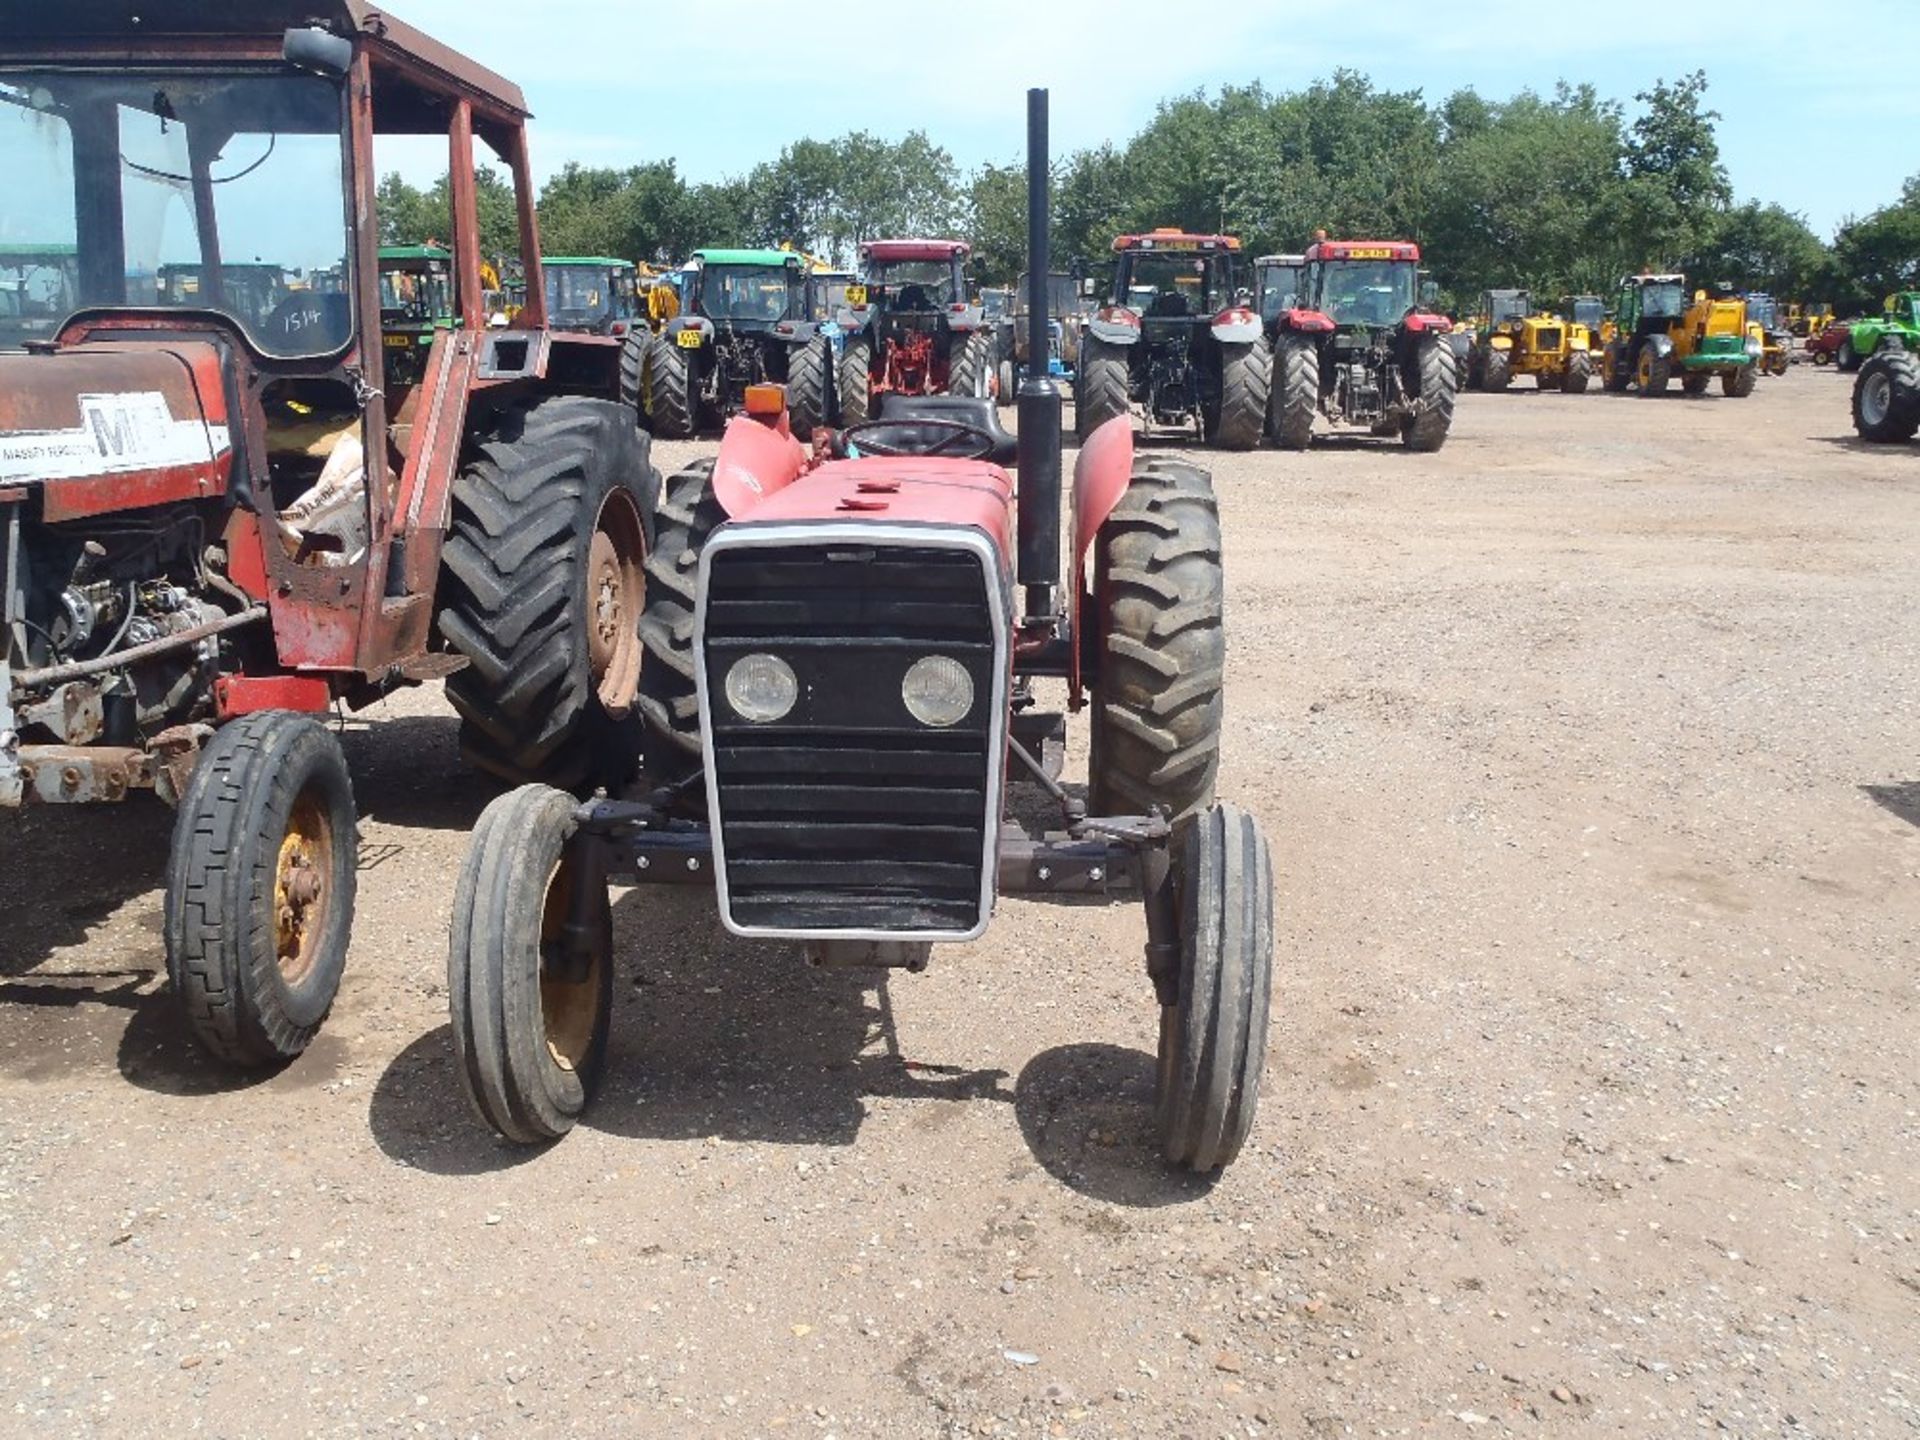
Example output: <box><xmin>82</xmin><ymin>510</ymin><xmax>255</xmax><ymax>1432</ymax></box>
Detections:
<box><xmin>3</xmin><ymin>366</ymin><xmax>1917</xmax><ymax>1438</ymax></box>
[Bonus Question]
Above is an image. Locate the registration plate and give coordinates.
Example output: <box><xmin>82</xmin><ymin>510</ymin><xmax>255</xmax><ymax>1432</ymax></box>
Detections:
<box><xmin>676</xmin><ymin>329</ymin><xmax>702</xmax><ymax>348</ymax></box>
<box><xmin>1343</xmin><ymin>247</ymin><xmax>1395</xmax><ymax>260</ymax></box>
<box><xmin>383</xmin><ymin>333</ymin><xmax>411</xmax><ymax>347</ymax></box>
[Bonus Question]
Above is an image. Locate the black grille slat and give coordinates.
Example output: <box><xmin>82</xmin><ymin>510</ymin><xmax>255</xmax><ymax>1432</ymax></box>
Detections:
<box><xmin>703</xmin><ymin>540</ymin><xmax>997</xmax><ymax>934</ymax></box>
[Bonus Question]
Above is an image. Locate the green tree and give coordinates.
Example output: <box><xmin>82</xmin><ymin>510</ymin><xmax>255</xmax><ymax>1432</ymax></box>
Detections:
<box><xmin>1833</xmin><ymin>175</ymin><xmax>1920</xmax><ymax>309</ymax></box>
<box><xmin>1686</xmin><ymin>201</ymin><xmax>1831</xmax><ymax>297</ymax></box>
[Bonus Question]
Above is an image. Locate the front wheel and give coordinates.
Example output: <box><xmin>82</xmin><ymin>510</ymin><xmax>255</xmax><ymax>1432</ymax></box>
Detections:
<box><xmin>165</xmin><ymin>711</ymin><xmax>357</xmax><ymax>1067</ymax></box>
<box><xmin>1837</xmin><ymin>342</ymin><xmax>1864</xmax><ymax>374</ymax></box>
<box><xmin>1636</xmin><ymin>346</ymin><xmax>1671</xmax><ymax>396</ymax></box>
<box><xmin>1156</xmin><ymin>802</ymin><xmax>1273</xmax><ymax>1173</ymax></box>
<box><xmin>1853</xmin><ymin>348</ymin><xmax>1920</xmax><ymax>443</ymax></box>
<box><xmin>1722</xmin><ymin>364</ymin><xmax>1756</xmax><ymax>399</ymax></box>
<box><xmin>996</xmin><ymin>355</ymin><xmax>1016</xmax><ymax>407</ymax></box>
<box><xmin>449</xmin><ymin>784</ymin><xmax>613</xmax><ymax>1144</ymax></box>
<box><xmin>1482</xmin><ymin>346</ymin><xmax>1512</xmax><ymax>391</ymax></box>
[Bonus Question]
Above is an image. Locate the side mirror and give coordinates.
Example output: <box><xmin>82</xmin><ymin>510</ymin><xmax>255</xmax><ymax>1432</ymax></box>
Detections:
<box><xmin>1234</xmin><ymin>287</ymin><xmax>1252</xmax><ymax>307</ymax></box>
<box><xmin>284</xmin><ymin>26</ymin><xmax>353</xmax><ymax>79</ymax></box>
<box><xmin>1080</xmin><ymin>278</ymin><xmax>1098</xmax><ymax>298</ymax></box>
<box><xmin>1419</xmin><ymin>280</ymin><xmax>1440</xmax><ymax>308</ymax></box>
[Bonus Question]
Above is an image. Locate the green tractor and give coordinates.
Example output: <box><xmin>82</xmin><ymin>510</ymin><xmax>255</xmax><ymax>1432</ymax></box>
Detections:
<box><xmin>640</xmin><ymin>248</ymin><xmax>834</xmax><ymax>438</ymax></box>
<box><xmin>377</xmin><ymin>243</ymin><xmax>455</xmax><ymax>385</ymax></box>
<box><xmin>1852</xmin><ymin>293</ymin><xmax>1920</xmax><ymax>443</ymax></box>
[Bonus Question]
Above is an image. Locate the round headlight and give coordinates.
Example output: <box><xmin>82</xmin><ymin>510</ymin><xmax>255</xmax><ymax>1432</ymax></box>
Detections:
<box><xmin>902</xmin><ymin>655</ymin><xmax>974</xmax><ymax>728</ymax></box>
<box><xmin>724</xmin><ymin>653</ymin><xmax>798</xmax><ymax>724</ymax></box>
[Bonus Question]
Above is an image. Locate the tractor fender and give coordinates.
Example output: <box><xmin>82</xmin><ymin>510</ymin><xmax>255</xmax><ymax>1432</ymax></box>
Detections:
<box><xmin>1067</xmin><ymin>415</ymin><xmax>1137</xmax><ymax>705</ymax></box>
<box><xmin>1280</xmin><ymin>307</ymin><xmax>1335</xmax><ymax>335</ymax></box>
<box><xmin>1209</xmin><ymin>307</ymin><xmax>1262</xmax><ymax>344</ymax></box>
<box><xmin>1087</xmin><ymin>307</ymin><xmax>1142</xmax><ymax>346</ymax></box>
<box><xmin>836</xmin><ymin>303</ymin><xmax>875</xmax><ymax>334</ymax></box>
<box><xmin>1568</xmin><ymin>334</ymin><xmax>1590</xmax><ymax>352</ymax></box>
<box><xmin>1645</xmin><ymin>332</ymin><xmax>1675</xmax><ymax>360</ymax></box>
<box><xmin>772</xmin><ymin>318</ymin><xmax>820</xmax><ymax>345</ymax></box>
<box><xmin>666</xmin><ymin>314</ymin><xmax>711</xmax><ymax>345</ymax></box>
<box><xmin>711</xmin><ymin>413</ymin><xmax>808</xmax><ymax>519</ymax></box>
<box><xmin>1401</xmin><ymin>311</ymin><xmax>1452</xmax><ymax>335</ymax></box>
<box><xmin>1487</xmin><ymin>334</ymin><xmax>1514</xmax><ymax>351</ymax></box>
<box><xmin>944</xmin><ymin>302</ymin><xmax>985</xmax><ymax>333</ymax></box>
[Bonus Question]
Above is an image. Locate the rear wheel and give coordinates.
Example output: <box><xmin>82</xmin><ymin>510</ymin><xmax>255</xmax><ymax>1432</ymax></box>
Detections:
<box><xmin>617</xmin><ymin>329</ymin><xmax>649</xmax><ymax>421</ymax></box>
<box><xmin>1722</xmin><ymin>364</ymin><xmax>1756</xmax><ymax>398</ymax></box>
<box><xmin>996</xmin><ymin>355</ymin><xmax>1016</xmax><ymax>406</ymax></box>
<box><xmin>837</xmin><ymin>336</ymin><xmax>873</xmax><ymax>426</ymax></box>
<box><xmin>449</xmin><ymin>784</ymin><xmax>613</xmax><ymax>1144</ymax></box>
<box><xmin>1602</xmin><ymin>342</ymin><xmax>1631</xmax><ymax>392</ymax></box>
<box><xmin>1636</xmin><ymin>346</ymin><xmax>1671</xmax><ymax>396</ymax></box>
<box><xmin>1402</xmin><ymin>334</ymin><xmax>1457</xmax><ymax>452</ymax></box>
<box><xmin>165</xmin><ymin>711</ymin><xmax>357</xmax><ymax>1067</ymax></box>
<box><xmin>1207</xmin><ymin>339</ymin><xmax>1270</xmax><ymax>451</ymax></box>
<box><xmin>1853</xmin><ymin>348</ymin><xmax>1920</xmax><ymax>443</ymax></box>
<box><xmin>785</xmin><ymin>335</ymin><xmax>830</xmax><ymax>439</ymax></box>
<box><xmin>1562</xmin><ymin>351</ymin><xmax>1592</xmax><ymax>394</ymax></box>
<box><xmin>1089</xmin><ymin>457</ymin><xmax>1224</xmax><ymax>823</ymax></box>
<box><xmin>646</xmin><ymin>335</ymin><xmax>697</xmax><ymax>437</ymax></box>
<box><xmin>1074</xmin><ymin>335</ymin><xmax>1131</xmax><ymax>441</ymax></box>
<box><xmin>637</xmin><ymin>459</ymin><xmax>727</xmax><ymax>792</ymax></box>
<box><xmin>1156</xmin><ymin>802</ymin><xmax>1273</xmax><ymax>1173</ymax></box>
<box><xmin>440</xmin><ymin>397</ymin><xmax>656</xmax><ymax>791</ymax></box>
<box><xmin>947</xmin><ymin>330</ymin><xmax>993</xmax><ymax>399</ymax></box>
<box><xmin>1482</xmin><ymin>346</ymin><xmax>1512</xmax><ymax>391</ymax></box>
<box><xmin>1267</xmin><ymin>333</ymin><xmax>1318</xmax><ymax>450</ymax></box>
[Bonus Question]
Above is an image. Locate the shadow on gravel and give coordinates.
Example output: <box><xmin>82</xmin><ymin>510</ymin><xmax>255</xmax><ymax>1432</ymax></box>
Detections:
<box><xmin>1862</xmin><ymin>781</ymin><xmax>1920</xmax><ymax>828</ymax></box>
<box><xmin>1015</xmin><ymin>1043</ymin><xmax>1217</xmax><ymax>1208</ymax></box>
<box><xmin>368</xmin><ymin>888</ymin><xmax>1014</xmax><ymax>1174</ymax></box>
<box><xmin>0</xmin><ymin>798</ymin><xmax>171</xmax><ymax>979</ymax></box>
<box><xmin>1811</xmin><ymin>435</ymin><xmax>1920</xmax><ymax>458</ymax></box>
<box><xmin>337</xmin><ymin>714</ymin><xmax>499</xmax><ymax>831</ymax></box>
<box><xmin>114</xmin><ymin>990</ymin><xmax>283</xmax><ymax>1096</ymax></box>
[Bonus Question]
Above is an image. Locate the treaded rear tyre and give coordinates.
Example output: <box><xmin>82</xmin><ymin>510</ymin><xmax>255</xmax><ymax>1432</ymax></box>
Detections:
<box><xmin>646</xmin><ymin>335</ymin><xmax>697</xmax><ymax>437</ymax></box>
<box><xmin>1074</xmin><ymin>335</ymin><xmax>1131</xmax><ymax>441</ymax></box>
<box><xmin>638</xmin><ymin>458</ymin><xmax>727</xmax><ymax>794</ymax></box>
<box><xmin>837</xmin><ymin>337</ymin><xmax>873</xmax><ymax>426</ymax></box>
<box><xmin>618</xmin><ymin>329</ymin><xmax>649</xmax><ymax>421</ymax></box>
<box><xmin>948</xmin><ymin>331</ymin><xmax>993</xmax><ymax>398</ymax></box>
<box><xmin>1482</xmin><ymin>346</ymin><xmax>1512</xmax><ymax>391</ymax></box>
<box><xmin>1637</xmin><ymin>347</ymin><xmax>1672</xmax><ymax>396</ymax></box>
<box><xmin>1854</xmin><ymin>348</ymin><xmax>1920</xmax><ymax>442</ymax></box>
<box><xmin>439</xmin><ymin>396</ymin><xmax>657</xmax><ymax>791</ymax></box>
<box><xmin>1156</xmin><ymin>801</ymin><xmax>1273</xmax><ymax>1172</ymax></box>
<box><xmin>165</xmin><ymin>710</ymin><xmax>357</xmax><ymax>1067</ymax></box>
<box><xmin>1209</xmin><ymin>339</ymin><xmax>1270</xmax><ymax>451</ymax></box>
<box><xmin>449</xmin><ymin>783</ymin><xmax>612</xmax><ymax>1144</ymax></box>
<box><xmin>1268</xmin><ymin>332</ymin><xmax>1318</xmax><ymax>450</ymax></box>
<box><xmin>1402</xmin><ymin>334</ymin><xmax>1457</xmax><ymax>452</ymax></box>
<box><xmin>1089</xmin><ymin>457</ymin><xmax>1224</xmax><ymax>823</ymax></box>
<box><xmin>786</xmin><ymin>335</ymin><xmax>830</xmax><ymax>438</ymax></box>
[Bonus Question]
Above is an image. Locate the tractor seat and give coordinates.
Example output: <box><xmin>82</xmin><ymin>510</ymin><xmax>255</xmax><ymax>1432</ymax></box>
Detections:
<box><xmin>869</xmin><ymin>393</ymin><xmax>1017</xmax><ymax>467</ymax></box>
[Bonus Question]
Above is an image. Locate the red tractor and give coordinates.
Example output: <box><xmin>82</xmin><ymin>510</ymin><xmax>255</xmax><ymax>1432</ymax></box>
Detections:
<box><xmin>1074</xmin><ymin>230</ymin><xmax>1270</xmax><ymax>450</ymax></box>
<box><xmin>446</xmin><ymin>92</ymin><xmax>1277</xmax><ymax>1174</ymax></box>
<box><xmin>1</xmin><ymin>3</ymin><xmax>657</xmax><ymax>1065</ymax></box>
<box><xmin>1267</xmin><ymin>239</ymin><xmax>1458</xmax><ymax>451</ymax></box>
<box><xmin>833</xmin><ymin>239</ymin><xmax>995</xmax><ymax>423</ymax></box>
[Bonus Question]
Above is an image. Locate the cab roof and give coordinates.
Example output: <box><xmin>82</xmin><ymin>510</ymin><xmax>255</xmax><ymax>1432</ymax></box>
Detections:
<box><xmin>544</xmin><ymin>257</ymin><xmax>634</xmax><ymax>271</ymax></box>
<box><xmin>6</xmin><ymin>2</ymin><xmax>532</xmax><ymax>131</ymax></box>
<box><xmin>693</xmin><ymin>249</ymin><xmax>803</xmax><ymax>268</ymax></box>
<box><xmin>380</xmin><ymin>243</ymin><xmax>452</xmax><ymax>263</ymax></box>
<box><xmin>861</xmin><ymin>240</ymin><xmax>970</xmax><ymax>263</ymax></box>
<box><xmin>1304</xmin><ymin>240</ymin><xmax>1421</xmax><ymax>262</ymax></box>
<box><xmin>1116</xmin><ymin>230</ymin><xmax>1241</xmax><ymax>252</ymax></box>
<box><xmin>1255</xmin><ymin>254</ymin><xmax>1306</xmax><ymax>267</ymax></box>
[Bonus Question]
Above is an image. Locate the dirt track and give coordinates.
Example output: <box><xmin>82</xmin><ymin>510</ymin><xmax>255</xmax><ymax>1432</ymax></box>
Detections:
<box><xmin>3</xmin><ymin>367</ymin><xmax>1917</xmax><ymax>1438</ymax></box>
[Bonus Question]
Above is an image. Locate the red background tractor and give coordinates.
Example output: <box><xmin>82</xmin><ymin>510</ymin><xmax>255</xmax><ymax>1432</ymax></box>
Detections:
<box><xmin>834</xmin><ymin>240</ymin><xmax>995</xmax><ymax>424</ymax></box>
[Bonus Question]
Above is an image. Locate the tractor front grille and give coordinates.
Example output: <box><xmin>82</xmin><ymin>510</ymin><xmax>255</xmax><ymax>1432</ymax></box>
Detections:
<box><xmin>1535</xmin><ymin>327</ymin><xmax>1563</xmax><ymax>350</ymax></box>
<box><xmin>696</xmin><ymin>533</ymin><xmax>1006</xmax><ymax>938</ymax></box>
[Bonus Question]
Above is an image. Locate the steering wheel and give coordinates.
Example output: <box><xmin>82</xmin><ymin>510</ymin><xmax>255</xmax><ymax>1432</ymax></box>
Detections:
<box><xmin>840</xmin><ymin>418</ymin><xmax>998</xmax><ymax>460</ymax></box>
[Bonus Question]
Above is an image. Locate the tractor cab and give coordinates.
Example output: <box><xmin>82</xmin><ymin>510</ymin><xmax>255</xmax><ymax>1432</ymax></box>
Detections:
<box><xmin>1618</xmin><ymin>274</ymin><xmax>1689</xmax><ymax>333</ymax></box>
<box><xmin>543</xmin><ymin>257</ymin><xmax>642</xmax><ymax>337</ymax></box>
<box><xmin>0</xmin><ymin>245</ymin><xmax>79</xmax><ymax>347</ymax></box>
<box><xmin>1253</xmin><ymin>254</ymin><xmax>1306</xmax><ymax>326</ymax></box>
<box><xmin>1484</xmin><ymin>288</ymin><xmax>1531</xmax><ymax>330</ymax></box>
<box><xmin>685</xmin><ymin>249</ymin><xmax>807</xmax><ymax>329</ymax></box>
<box><xmin>378</xmin><ymin>242</ymin><xmax>455</xmax><ymax>382</ymax></box>
<box><xmin>1569</xmin><ymin>294</ymin><xmax>1605</xmax><ymax>331</ymax></box>
<box><xmin>1107</xmin><ymin>230</ymin><xmax>1238</xmax><ymax>325</ymax></box>
<box><xmin>1301</xmin><ymin>241</ymin><xmax>1422</xmax><ymax>337</ymax></box>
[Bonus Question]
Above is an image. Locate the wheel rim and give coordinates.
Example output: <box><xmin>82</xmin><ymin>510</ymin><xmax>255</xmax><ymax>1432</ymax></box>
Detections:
<box><xmin>588</xmin><ymin>491</ymin><xmax>646</xmax><ymax>713</ymax></box>
<box><xmin>274</xmin><ymin>789</ymin><xmax>333</xmax><ymax>987</ymax></box>
<box><xmin>1637</xmin><ymin>351</ymin><xmax>1653</xmax><ymax>388</ymax></box>
<box><xmin>1860</xmin><ymin>371</ymin><xmax>1892</xmax><ymax>428</ymax></box>
<box><xmin>537</xmin><ymin>850</ymin><xmax>606</xmax><ymax>1073</ymax></box>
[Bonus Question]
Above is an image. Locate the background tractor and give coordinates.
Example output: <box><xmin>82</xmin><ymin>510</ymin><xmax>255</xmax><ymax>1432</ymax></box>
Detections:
<box><xmin>378</xmin><ymin>243</ymin><xmax>456</xmax><ymax>385</ymax></box>
<box><xmin>1470</xmin><ymin>289</ymin><xmax>1593</xmax><ymax>394</ymax></box>
<box><xmin>1601</xmin><ymin>274</ymin><xmax>1757</xmax><ymax>397</ymax></box>
<box><xmin>1851</xmin><ymin>295</ymin><xmax>1920</xmax><ymax>443</ymax></box>
<box><xmin>1</xmin><ymin>1</ymin><xmax>659</xmax><ymax>1069</ymax></box>
<box><xmin>1743</xmin><ymin>293</ymin><xmax>1792</xmax><ymax>377</ymax></box>
<box><xmin>834</xmin><ymin>239</ymin><xmax>994</xmax><ymax>424</ymax></box>
<box><xmin>636</xmin><ymin>249</ymin><xmax>834</xmax><ymax>439</ymax></box>
<box><xmin>542</xmin><ymin>256</ymin><xmax>644</xmax><ymax>338</ymax></box>
<box><xmin>1266</xmin><ymin>239</ymin><xmax>1457</xmax><ymax>450</ymax></box>
<box><xmin>446</xmin><ymin>88</ymin><xmax>1276</xmax><ymax>1176</ymax></box>
<box><xmin>1075</xmin><ymin>230</ymin><xmax>1270</xmax><ymax>449</ymax></box>
<box><xmin>1841</xmin><ymin>292</ymin><xmax>1920</xmax><ymax>371</ymax></box>
<box><xmin>992</xmin><ymin>270</ymin><xmax>1081</xmax><ymax>403</ymax></box>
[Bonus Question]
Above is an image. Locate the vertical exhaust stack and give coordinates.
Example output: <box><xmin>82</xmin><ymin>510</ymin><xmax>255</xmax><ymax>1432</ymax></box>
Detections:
<box><xmin>1016</xmin><ymin>86</ymin><xmax>1062</xmax><ymax>622</ymax></box>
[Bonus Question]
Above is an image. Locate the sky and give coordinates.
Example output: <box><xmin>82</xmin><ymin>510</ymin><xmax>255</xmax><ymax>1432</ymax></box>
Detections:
<box><xmin>384</xmin><ymin>0</ymin><xmax>1916</xmax><ymax>240</ymax></box>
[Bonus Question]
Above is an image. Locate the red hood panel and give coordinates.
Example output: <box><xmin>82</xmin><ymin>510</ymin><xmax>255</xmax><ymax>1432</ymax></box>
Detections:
<box><xmin>731</xmin><ymin>457</ymin><xmax>1014</xmax><ymax>555</ymax></box>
